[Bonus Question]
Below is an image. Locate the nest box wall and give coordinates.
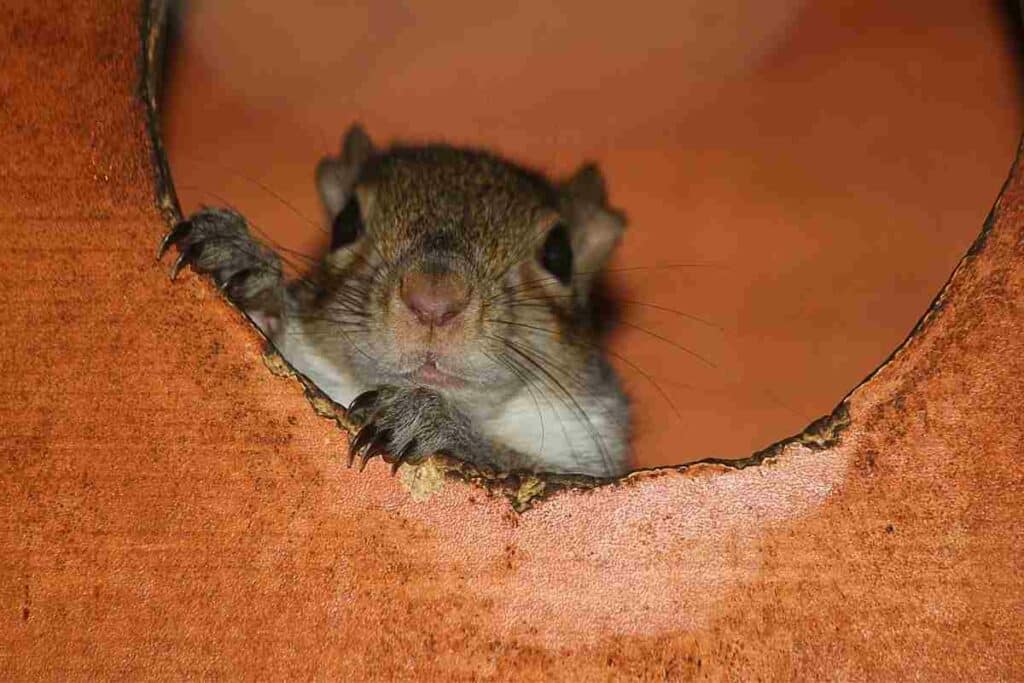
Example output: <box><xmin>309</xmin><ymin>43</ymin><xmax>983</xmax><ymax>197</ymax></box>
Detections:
<box><xmin>1</xmin><ymin>1</ymin><xmax>1022</xmax><ymax>678</ymax></box>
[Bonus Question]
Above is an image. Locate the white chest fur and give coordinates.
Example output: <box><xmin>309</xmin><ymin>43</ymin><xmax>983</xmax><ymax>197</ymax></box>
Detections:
<box><xmin>265</xmin><ymin>317</ymin><xmax>365</xmax><ymax>406</ymax></box>
<box><xmin>479</xmin><ymin>390</ymin><xmax>623</xmax><ymax>477</ymax></box>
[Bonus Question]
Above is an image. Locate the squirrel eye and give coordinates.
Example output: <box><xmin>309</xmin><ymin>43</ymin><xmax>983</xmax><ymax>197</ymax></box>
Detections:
<box><xmin>539</xmin><ymin>222</ymin><xmax>573</xmax><ymax>285</ymax></box>
<box><xmin>330</xmin><ymin>196</ymin><xmax>363</xmax><ymax>250</ymax></box>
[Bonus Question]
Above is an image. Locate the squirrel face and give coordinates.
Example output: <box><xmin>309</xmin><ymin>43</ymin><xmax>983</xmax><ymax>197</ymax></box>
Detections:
<box><xmin>308</xmin><ymin>126</ymin><xmax>626</xmax><ymax>412</ymax></box>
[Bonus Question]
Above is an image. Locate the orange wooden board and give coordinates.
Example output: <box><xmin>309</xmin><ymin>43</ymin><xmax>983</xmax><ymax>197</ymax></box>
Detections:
<box><xmin>1</xmin><ymin>1</ymin><xmax>1022</xmax><ymax>678</ymax></box>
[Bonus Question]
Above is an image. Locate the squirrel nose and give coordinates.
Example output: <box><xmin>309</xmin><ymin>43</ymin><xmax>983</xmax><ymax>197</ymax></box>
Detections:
<box><xmin>399</xmin><ymin>269</ymin><xmax>469</xmax><ymax>327</ymax></box>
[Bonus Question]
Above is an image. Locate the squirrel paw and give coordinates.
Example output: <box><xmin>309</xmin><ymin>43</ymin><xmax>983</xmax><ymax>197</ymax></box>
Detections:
<box><xmin>345</xmin><ymin>385</ymin><xmax>474</xmax><ymax>474</ymax></box>
<box><xmin>157</xmin><ymin>207</ymin><xmax>282</xmax><ymax>308</ymax></box>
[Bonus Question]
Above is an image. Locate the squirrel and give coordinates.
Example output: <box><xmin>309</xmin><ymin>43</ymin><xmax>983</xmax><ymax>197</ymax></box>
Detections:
<box><xmin>159</xmin><ymin>125</ymin><xmax>631</xmax><ymax>477</ymax></box>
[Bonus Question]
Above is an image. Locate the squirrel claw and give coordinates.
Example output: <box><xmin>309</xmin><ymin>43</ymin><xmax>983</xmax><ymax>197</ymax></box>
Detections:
<box><xmin>360</xmin><ymin>429</ymin><xmax>391</xmax><ymax>471</ymax></box>
<box><xmin>157</xmin><ymin>220</ymin><xmax>192</xmax><ymax>261</ymax></box>
<box><xmin>170</xmin><ymin>242</ymin><xmax>202</xmax><ymax>281</ymax></box>
<box><xmin>391</xmin><ymin>438</ymin><xmax>420</xmax><ymax>475</ymax></box>
<box><xmin>349</xmin><ymin>423</ymin><xmax>378</xmax><ymax>468</ymax></box>
<box><xmin>346</xmin><ymin>390</ymin><xmax>380</xmax><ymax>424</ymax></box>
<box><xmin>218</xmin><ymin>267</ymin><xmax>254</xmax><ymax>295</ymax></box>
<box><xmin>358</xmin><ymin>450</ymin><xmax>372</xmax><ymax>472</ymax></box>
<box><xmin>381</xmin><ymin>435</ymin><xmax>415</xmax><ymax>475</ymax></box>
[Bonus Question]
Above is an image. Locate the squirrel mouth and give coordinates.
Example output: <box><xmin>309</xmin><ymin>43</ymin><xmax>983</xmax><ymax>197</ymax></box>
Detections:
<box><xmin>406</xmin><ymin>359</ymin><xmax>468</xmax><ymax>389</ymax></box>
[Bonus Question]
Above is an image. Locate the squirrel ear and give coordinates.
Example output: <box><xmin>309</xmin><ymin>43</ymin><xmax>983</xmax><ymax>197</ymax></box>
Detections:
<box><xmin>316</xmin><ymin>123</ymin><xmax>376</xmax><ymax>217</ymax></box>
<box><xmin>560</xmin><ymin>163</ymin><xmax>626</xmax><ymax>291</ymax></box>
<box><xmin>340</xmin><ymin>123</ymin><xmax>375</xmax><ymax>169</ymax></box>
<box><xmin>562</xmin><ymin>162</ymin><xmax>608</xmax><ymax>206</ymax></box>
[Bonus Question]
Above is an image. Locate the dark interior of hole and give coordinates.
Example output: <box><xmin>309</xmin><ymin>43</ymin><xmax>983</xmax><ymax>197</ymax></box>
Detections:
<box><xmin>155</xmin><ymin>1</ymin><xmax>1024</xmax><ymax>477</ymax></box>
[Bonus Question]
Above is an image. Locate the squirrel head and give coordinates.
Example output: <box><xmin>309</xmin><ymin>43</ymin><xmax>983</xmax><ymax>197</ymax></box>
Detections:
<box><xmin>309</xmin><ymin>124</ymin><xmax>627</xmax><ymax>407</ymax></box>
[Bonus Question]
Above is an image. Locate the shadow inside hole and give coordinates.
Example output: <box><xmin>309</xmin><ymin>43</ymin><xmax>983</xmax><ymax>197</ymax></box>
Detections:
<box><xmin>158</xmin><ymin>0</ymin><xmax>1024</xmax><ymax>473</ymax></box>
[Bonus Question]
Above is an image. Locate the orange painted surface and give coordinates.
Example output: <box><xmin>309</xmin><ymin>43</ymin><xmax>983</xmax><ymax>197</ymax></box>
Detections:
<box><xmin>2</xmin><ymin>1</ymin><xmax>1023</xmax><ymax>678</ymax></box>
<box><xmin>164</xmin><ymin>0</ymin><xmax>1022</xmax><ymax>466</ymax></box>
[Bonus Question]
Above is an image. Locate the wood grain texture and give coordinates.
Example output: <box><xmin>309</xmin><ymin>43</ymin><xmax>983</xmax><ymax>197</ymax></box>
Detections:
<box><xmin>0</xmin><ymin>1</ymin><xmax>1021</xmax><ymax>678</ymax></box>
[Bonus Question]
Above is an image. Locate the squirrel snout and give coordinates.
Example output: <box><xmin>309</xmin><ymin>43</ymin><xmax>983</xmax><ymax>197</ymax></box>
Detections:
<box><xmin>399</xmin><ymin>269</ymin><xmax>470</xmax><ymax>327</ymax></box>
